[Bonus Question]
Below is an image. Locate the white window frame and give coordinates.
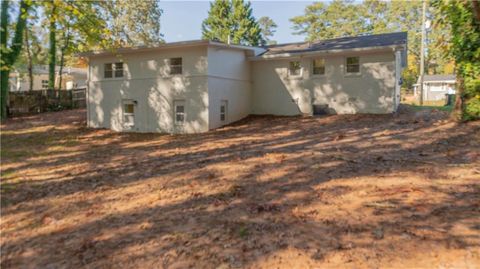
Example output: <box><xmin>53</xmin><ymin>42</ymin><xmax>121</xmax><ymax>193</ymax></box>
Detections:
<box><xmin>104</xmin><ymin>62</ymin><xmax>124</xmax><ymax>78</ymax></box>
<box><xmin>122</xmin><ymin>100</ymin><xmax>135</xmax><ymax>128</ymax></box>
<box><xmin>169</xmin><ymin>58</ymin><xmax>183</xmax><ymax>75</ymax></box>
<box><xmin>220</xmin><ymin>100</ymin><xmax>228</xmax><ymax>122</ymax></box>
<box><xmin>288</xmin><ymin>61</ymin><xmax>302</xmax><ymax>77</ymax></box>
<box><xmin>345</xmin><ymin>56</ymin><xmax>361</xmax><ymax>75</ymax></box>
<box><xmin>174</xmin><ymin>100</ymin><xmax>186</xmax><ymax>125</ymax></box>
<box><xmin>312</xmin><ymin>58</ymin><xmax>326</xmax><ymax>76</ymax></box>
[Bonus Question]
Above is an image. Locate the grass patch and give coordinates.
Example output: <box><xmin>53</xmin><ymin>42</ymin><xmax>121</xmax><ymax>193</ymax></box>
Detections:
<box><xmin>411</xmin><ymin>105</ymin><xmax>453</xmax><ymax>112</ymax></box>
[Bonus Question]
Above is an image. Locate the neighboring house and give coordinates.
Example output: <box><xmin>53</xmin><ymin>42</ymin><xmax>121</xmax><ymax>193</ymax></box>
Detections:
<box><xmin>8</xmin><ymin>65</ymin><xmax>87</xmax><ymax>92</ymax></box>
<box><xmin>413</xmin><ymin>74</ymin><xmax>456</xmax><ymax>101</ymax></box>
<box><xmin>80</xmin><ymin>32</ymin><xmax>407</xmax><ymax>134</ymax></box>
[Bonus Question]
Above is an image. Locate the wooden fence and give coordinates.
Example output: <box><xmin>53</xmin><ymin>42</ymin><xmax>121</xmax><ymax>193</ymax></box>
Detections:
<box><xmin>8</xmin><ymin>88</ymin><xmax>86</xmax><ymax>116</ymax></box>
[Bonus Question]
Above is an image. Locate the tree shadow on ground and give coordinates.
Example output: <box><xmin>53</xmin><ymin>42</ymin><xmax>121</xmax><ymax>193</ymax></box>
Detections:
<box><xmin>1</xmin><ymin>107</ymin><xmax>479</xmax><ymax>268</ymax></box>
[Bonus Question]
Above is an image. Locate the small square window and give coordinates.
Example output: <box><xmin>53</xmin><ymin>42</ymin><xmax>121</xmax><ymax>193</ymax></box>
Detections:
<box><xmin>104</xmin><ymin>63</ymin><xmax>113</xmax><ymax>78</ymax></box>
<box><xmin>169</xmin><ymin>58</ymin><xmax>182</xmax><ymax>75</ymax></box>
<box><xmin>289</xmin><ymin>61</ymin><xmax>302</xmax><ymax>76</ymax></box>
<box><xmin>313</xmin><ymin>59</ymin><xmax>325</xmax><ymax>75</ymax></box>
<box><xmin>174</xmin><ymin>100</ymin><xmax>185</xmax><ymax>124</ymax></box>
<box><xmin>346</xmin><ymin>57</ymin><xmax>360</xmax><ymax>74</ymax></box>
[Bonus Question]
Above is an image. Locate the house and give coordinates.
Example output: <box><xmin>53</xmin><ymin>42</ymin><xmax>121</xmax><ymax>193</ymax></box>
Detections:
<box><xmin>9</xmin><ymin>65</ymin><xmax>87</xmax><ymax>92</ymax></box>
<box><xmin>413</xmin><ymin>74</ymin><xmax>456</xmax><ymax>101</ymax></box>
<box><xmin>79</xmin><ymin>32</ymin><xmax>407</xmax><ymax>134</ymax></box>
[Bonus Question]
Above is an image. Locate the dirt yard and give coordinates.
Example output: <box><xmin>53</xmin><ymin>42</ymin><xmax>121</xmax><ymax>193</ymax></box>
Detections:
<box><xmin>1</xmin><ymin>108</ymin><xmax>479</xmax><ymax>268</ymax></box>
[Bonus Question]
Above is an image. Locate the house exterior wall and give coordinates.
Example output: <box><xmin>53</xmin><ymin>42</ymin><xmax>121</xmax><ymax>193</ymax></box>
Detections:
<box><xmin>207</xmin><ymin>47</ymin><xmax>252</xmax><ymax>129</ymax></box>
<box><xmin>251</xmin><ymin>50</ymin><xmax>396</xmax><ymax>115</ymax></box>
<box><xmin>87</xmin><ymin>46</ymin><xmax>209</xmax><ymax>133</ymax></box>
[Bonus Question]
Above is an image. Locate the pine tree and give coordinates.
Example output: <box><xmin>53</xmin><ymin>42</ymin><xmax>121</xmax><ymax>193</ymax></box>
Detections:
<box><xmin>202</xmin><ymin>0</ymin><xmax>264</xmax><ymax>46</ymax></box>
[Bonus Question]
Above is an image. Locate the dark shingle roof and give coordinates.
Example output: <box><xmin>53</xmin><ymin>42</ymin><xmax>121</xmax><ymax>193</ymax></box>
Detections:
<box><xmin>423</xmin><ymin>74</ymin><xmax>456</xmax><ymax>82</ymax></box>
<box><xmin>262</xmin><ymin>32</ymin><xmax>407</xmax><ymax>56</ymax></box>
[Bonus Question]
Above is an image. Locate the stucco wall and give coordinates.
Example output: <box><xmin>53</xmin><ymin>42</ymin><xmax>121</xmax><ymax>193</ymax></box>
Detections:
<box><xmin>87</xmin><ymin>46</ymin><xmax>209</xmax><ymax>133</ymax></box>
<box><xmin>251</xmin><ymin>50</ymin><xmax>396</xmax><ymax>115</ymax></box>
<box><xmin>207</xmin><ymin>47</ymin><xmax>252</xmax><ymax>129</ymax></box>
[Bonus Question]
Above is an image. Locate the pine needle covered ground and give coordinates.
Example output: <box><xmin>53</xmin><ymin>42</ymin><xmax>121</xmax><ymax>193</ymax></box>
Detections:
<box><xmin>1</xmin><ymin>108</ymin><xmax>479</xmax><ymax>268</ymax></box>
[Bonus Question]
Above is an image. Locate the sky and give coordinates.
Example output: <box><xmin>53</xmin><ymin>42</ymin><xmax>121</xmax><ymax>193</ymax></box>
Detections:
<box><xmin>159</xmin><ymin>1</ymin><xmax>314</xmax><ymax>44</ymax></box>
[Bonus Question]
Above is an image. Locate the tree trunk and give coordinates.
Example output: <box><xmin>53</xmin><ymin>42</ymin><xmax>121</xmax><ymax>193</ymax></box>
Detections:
<box><xmin>25</xmin><ymin>26</ymin><xmax>34</xmax><ymax>91</ymax></box>
<box><xmin>48</xmin><ymin>1</ymin><xmax>57</xmax><ymax>90</ymax></box>
<box><xmin>58</xmin><ymin>25</ymin><xmax>71</xmax><ymax>91</ymax></box>
<box><xmin>0</xmin><ymin>0</ymin><xmax>31</xmax><ymax>120</ymax></box>
<box><xmin>452</xmin><ymin>71</ymin><xmax>464</xmax><ymax>122</ymax></box>
<box><xmin>472</xmin><ymin>0</ymin><xmax>480</xmax><ymax>23</ymax></box>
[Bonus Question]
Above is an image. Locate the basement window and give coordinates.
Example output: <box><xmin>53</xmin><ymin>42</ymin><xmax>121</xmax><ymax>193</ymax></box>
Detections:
<box><xmin>174</xmin><ymin>100</ymin><xmax>185</xmax><ymax>124</ymax></box>
<box><xmin>123</xmin><ymin>100</ymin><xmax>135</xmax><ymax>128</ymax></box>
<box><xmin>169</xmin><ymin>58</ymin><xmax>182</xmax><ymax>75</ymax></box>
<box><xmin>220</xmin><ymin>100</ymin><xmax>228</xmax><ymax>122</ymax></box>
<box><xmin>312</xmin><ymin>59</ymin><xmax>325</xmax><ymax>75</ymax></box>
<box><xmin>346</xmin><ymin>57</ymin><xmax>360</xmax><ymax>74</ymax></box>
<box><xmin>288</xmin><ymin>61</ymin><xmax>302</xmax><ymax>77</ymax></box>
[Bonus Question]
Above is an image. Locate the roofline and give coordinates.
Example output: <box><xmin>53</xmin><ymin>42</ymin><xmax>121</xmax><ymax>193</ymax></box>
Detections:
<box><xmin>77</xmin><ymin>40</ymin><xmax>265</xmax><ymax>57</ymax></box>
<box><xmin>248</xmin><ymin>44</ymin><xmax>407</xmax><ymax>61</ymax></box>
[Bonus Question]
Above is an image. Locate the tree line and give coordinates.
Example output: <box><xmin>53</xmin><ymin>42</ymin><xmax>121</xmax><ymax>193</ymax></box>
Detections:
<box><xmin>1</xmin><ymin>0</ymin><xmax>478</xmax><ymax>120</ymax></box>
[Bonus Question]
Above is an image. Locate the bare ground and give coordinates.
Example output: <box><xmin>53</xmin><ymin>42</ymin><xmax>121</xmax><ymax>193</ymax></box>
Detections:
<box><xmin>1</xmin><ymin>107</ymin><xmax>479</xmax><ymax>269</ymax></box>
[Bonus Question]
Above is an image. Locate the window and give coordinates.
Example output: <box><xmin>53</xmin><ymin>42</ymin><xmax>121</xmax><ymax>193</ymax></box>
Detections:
<box><xmin>288</xmin><ymin>61</ymin><xmax>302</xmax><ymax>76</ymax></box>
<box><xmin>169</xmin><ymin>58</ymin><xmax>182</xmax><ymax>75</ymax></box>
<box><xmin>41</xmin><ymin>80</ymin><xmax>49</xmax><ymax>89</ymax></box>
<box><xmin>312</xmin><ymin>59</ymin><xmax>325</xmax><ymax>75</ymax></box>
<box><xmin>174</xmin><ymin>100</ymin><xmax>185</xmax><ymax>124</ymax></box>
<box><xmin>346</xmin><ymin>57</ymin><xmax>360</xmax><ymax>74</ymax></box>
<box><xmin>104</xmin><ymin>62</ymin><xmax>124</xmax><ymax>78</ymax></box>
<box><xmin>114</xmin><ymin>62</ymin><xmax>124</xmax><ymax>77</ymax></box>
<box><xmin>123</xmin><ymin>100</ymin><xmax>135</xmax><ymax>127</ymax></box>
<box><xmin>104</xmin><ymin>63</ymin><xmax>113</xmax><ymax>78</ymax></box>
<box><xmin>220</xmin><ymin>100</ymin><xmax>228</xmax><ymax>122</ymax></box>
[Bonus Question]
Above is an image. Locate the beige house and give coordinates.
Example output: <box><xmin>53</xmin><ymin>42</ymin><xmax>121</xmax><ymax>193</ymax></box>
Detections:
<box><xmin>80</xmin><ymin>32</ymin><xmax>407</xmax><ymax>134</ymax></box>
<box><xmin>9</xmin><ymin>65</ymin><xmax>87</xmax><ymax>92</ymax></box>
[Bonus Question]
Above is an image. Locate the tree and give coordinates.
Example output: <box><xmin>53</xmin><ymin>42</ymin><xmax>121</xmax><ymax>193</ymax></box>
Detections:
<box><xmin>202</xmin><ymin>0</ymin><xmax>264</xmax><ymax>46</ymax></box>
<box><xmin>97</xmin><ymin>0</ymin><xmax>163</xmax><ymax>47</ymax></box>
<box><xmin>1</xmin><ymin>0</ymin><xmax>32</xmax><ymax>119</ymax></box>
<box><xmin>47</xmin><ymin>0</ymin><xmax>56</xmax><ymax>89</ymax></box>
<box><xmin>433</xmin><ymin>0</ymin><xmax>480</xmax><ymax>121</ymax></box>
<box><xmin>258</xmin><ymin>16</ymin><xmax>277</xmax><ymax>45</ymax></box>
<box><xmin>290</xmin><ymin>0</ymin><xmax>368</xmax><ymax>41</ymax></box>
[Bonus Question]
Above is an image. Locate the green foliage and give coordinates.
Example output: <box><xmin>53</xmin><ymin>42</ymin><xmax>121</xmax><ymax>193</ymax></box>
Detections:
<box><xmin>258</xmin><ymin>16</ymin><xmax>277</xmax><ymax>45</ymax></box>
<box><xmin>1</xmin><ymin>0</ymin><xmax>32</xmax><ymax>120</ymax></box>
<box><xmin>202</xmin><ymin>0</ymin><xmax>264</xmax><ymax>46</ymax></box>
<box><xmin>433</xmin><ymin>0</ymin><xmax>480</xmax><ymax>121</ymax></box>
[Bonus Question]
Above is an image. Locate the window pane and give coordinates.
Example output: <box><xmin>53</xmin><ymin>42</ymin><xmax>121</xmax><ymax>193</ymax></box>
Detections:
<box><xmin>170</xmin><ymin>58</ymin><xmax>182</xmax><ymax>65</ymax></box>
<box><xmin>220</xmin><ymin>113</ymin><xmax>225</xmax><ymax>121</ymax></box>
<box><xmin>115</xmin><ymin>62</ymin><xmax>123</xmax><ymax>70</ymax></box>
<box><xmin>289</xmin><ymin>61</ymin><xmax>301</xmax><ymax>76</ymax></box>
<box><xmin>176</xmin><ymin>113</ymin><xmax>184</xmax><ymax>122</ymax></box>
<box><xmin>115</xmin><ymin>70</ymin><xmax>124</xmax><ymax>77</ymax></box>
<box><xmin>346</xmin><ymin>57</ymin><xmax>359</xmax><ymax>65</ymax></box>
<box><xmin>220</xmin><ymin>105</ymin><xmax>225</xmax><ymax>113</ymax></box>
<box><xmin>170</xmin><ymin>66</ymin><xmax>182</xmax><ymax>75</ymax></box>
<box><xmin>124</xmin><ymin>104</ymin><xmax>134</xmax><ymax>114</ymax></box>
<box><xmin>176</xmin><ymin>105</ymin><xmax>184</xmax><ymax>113</ymax></box>
<box><xmin>346</xmin><ymin>65</ymin><xmax>360</xmax><ymax>73</ymax></box>
<box><xmin>104</xmin><ymin>63</ymin><xmax>113</xmax><ymax>78</ymax></box>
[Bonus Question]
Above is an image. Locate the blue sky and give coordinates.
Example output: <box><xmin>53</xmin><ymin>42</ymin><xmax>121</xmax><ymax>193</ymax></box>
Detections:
<box><xmin>159</xmin><ymin>1</ymin><xmax>314</xmax><ymax>44</ymax></box>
